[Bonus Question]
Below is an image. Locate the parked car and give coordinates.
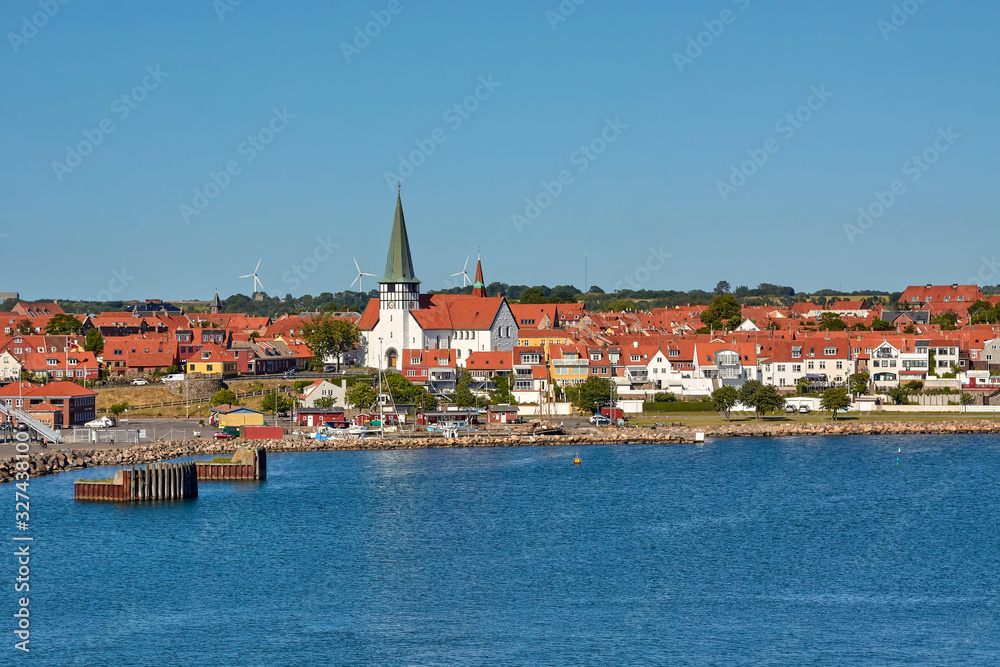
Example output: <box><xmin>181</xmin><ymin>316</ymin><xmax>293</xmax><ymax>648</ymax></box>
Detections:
<box><xmin>798</xmin><ymin>405</ymin><xmax>811</xmax><ymax>414</ymax></box>
<box><xmin>282</xmin><ymin>369</ymin><xmax>298</xmax><ymax>378</ymax></box>
<box><xmin>160</xmin><ymin>373</ymin><xmax>185</xmax><ymax>383</ymax></box>
<box><xmin>785</xmin><ymin>404</ymin><xmax>797</xmax><ymax>414</ymax></box>
<box><xmin>131</xmin><ymin>378</ymin><xmax>149</xmax><ymax>386</ymax></box>
<box><xmin>213</xmin><ymin>431</ymin><xmax>235</xmax><ymax>440</ymax></box>
<box><xmin>593</xmin><ymin>416</ymin><xmax>612</xmax><ymax>426</ymax></box>
<box><xmin>85</xmin><ymin>417</ymin><xmax>115</xmax><ymax>429</ymax></box>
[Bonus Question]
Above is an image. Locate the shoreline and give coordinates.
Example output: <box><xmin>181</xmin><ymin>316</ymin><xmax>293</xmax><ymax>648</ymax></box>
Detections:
<box><xmin>3</xmin><ymin>419</ymin><xmax>1000</xmax><ymax>483</ymax></box>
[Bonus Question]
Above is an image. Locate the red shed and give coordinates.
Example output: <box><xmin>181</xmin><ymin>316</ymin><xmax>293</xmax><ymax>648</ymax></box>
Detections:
<box><xmin>294</xmin><ymin>407</ymin><xmax>347</xmax><ymax>428</ymax></box>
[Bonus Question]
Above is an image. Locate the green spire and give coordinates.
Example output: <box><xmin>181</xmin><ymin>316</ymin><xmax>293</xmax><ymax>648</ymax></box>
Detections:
<box><xmin>380</xmin><ymin>194</ymin><xmax>420</xmax><ymax>285</ymax></box>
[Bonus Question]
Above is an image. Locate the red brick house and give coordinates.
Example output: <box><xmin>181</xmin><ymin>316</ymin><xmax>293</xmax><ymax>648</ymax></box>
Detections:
<box><xmin>0</xmin><ymin>381</ymin><xmax>97</xmax><ymax>426</ymax></box>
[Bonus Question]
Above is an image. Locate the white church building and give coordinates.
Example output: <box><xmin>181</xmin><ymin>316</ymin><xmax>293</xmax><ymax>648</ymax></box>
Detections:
<box><xmin>358</xmin><ymin>195</ymin><xmax>518</xmax><ymax>370</ymax></box>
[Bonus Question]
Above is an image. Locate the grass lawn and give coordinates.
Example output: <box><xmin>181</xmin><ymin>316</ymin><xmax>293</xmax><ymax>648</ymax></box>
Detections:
<box><xmin>93</xmin><ymin>378</ymin><xmax>297</xmax><ymax>418</ymax></box>
<box><xmin>631</xmin><ymin>412</ymin><xmax>1000</xmax><ymax>428</ymax></box>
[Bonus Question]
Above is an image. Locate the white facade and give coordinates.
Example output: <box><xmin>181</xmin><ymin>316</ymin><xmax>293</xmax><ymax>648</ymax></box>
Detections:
<box><xmin>0</xmin><ymin>351</ymin><xmax>21</xmax><ymax>381</ymax></box>
<box><xmin>299</xmin><ymin>379</ymin><xmax>347</xmax><ymax>408</ymax></box>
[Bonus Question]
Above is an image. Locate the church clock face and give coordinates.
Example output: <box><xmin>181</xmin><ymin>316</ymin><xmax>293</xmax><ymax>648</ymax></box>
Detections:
<box><xmin>387</xmin><ymin>302</ymin><xmax>395</xmax><ymax>309</ymax></box>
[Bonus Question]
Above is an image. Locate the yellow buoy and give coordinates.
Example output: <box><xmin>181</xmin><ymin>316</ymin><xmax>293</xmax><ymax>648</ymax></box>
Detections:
<box><xmin>573</xmin><ymin>452</ymin><xmax>582</xmax><ymax>465</ymax></box>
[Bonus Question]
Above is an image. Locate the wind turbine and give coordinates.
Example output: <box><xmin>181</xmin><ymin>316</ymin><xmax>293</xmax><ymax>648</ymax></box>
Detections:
<box><xmin>451</xmin><ymin>257</ymin><xmax>471</xmax><ymax>287</ymax></box>
<box><xmin>351</xmin><ymin>258</ymin><xmax>375</xmax><ymax>293</ymax></box>
<box><xmin>239</xmin><ymin>259</ymin><xmax>264</xmax><ymax>295</ymax></box>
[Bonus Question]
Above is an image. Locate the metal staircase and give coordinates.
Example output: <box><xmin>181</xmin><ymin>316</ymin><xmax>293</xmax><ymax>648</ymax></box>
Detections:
<box><xmin>0</xmin><ymin>401</ymin><xmax>63</xmax><ymax>443</ymax></box>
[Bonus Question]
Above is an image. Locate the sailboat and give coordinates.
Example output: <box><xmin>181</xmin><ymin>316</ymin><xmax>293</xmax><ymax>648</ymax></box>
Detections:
<box><xmin>531</xmin><ymin>380</ymin><xmax>564</xmax><ymax>436</ymax></box>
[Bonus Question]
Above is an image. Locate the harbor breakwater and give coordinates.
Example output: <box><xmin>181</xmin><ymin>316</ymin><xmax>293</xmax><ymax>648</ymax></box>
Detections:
<box><xmin>3</xmin><ymin>419</ymin><xmax>1000</xmax><ymax>484</ymax></box>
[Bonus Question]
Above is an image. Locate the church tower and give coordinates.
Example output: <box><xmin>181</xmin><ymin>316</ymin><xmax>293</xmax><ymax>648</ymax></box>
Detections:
<box><xmin>472</xmin><ymin>256</ymin><xmax>486</xmax><ymax>297</ymax></box>
<box><xmin>379</xmin><ymin>194</ymin><xmax>421</xmax><ymax>312</ymax></box>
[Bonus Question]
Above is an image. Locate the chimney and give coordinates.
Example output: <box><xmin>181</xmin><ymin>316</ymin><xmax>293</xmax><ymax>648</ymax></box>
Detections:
<box><xmin>952</xmin><ymin>283</ymin><xmax>958</xmax><ymax>289</ymax></box>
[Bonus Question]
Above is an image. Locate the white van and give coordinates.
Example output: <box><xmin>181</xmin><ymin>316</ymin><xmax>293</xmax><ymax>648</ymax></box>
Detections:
<box><xmin>160</xmin><ymin>373</ymin><xmax>185</xmax><ymax>383</ymax></box>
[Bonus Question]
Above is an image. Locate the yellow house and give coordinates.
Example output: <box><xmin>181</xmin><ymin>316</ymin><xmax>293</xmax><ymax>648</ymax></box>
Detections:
<box><xmin>185</xmin><ymin>347</ymin><xmax>237</xmax><ymax>377</ymax></box>
<box><xmin>548</xmin><ymin>343</ymin><xmax>589</xmax><ymax>387</ymax></box>
<box><xmin>517</xmin><ymin>328</ymin><xmax>572</xmax><ymax>348</ymax></box>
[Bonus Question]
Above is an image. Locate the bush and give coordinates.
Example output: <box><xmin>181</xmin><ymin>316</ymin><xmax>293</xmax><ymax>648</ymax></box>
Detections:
<box><xmin>653</xmin><ymin>392</ymin><xmax>677</xmax><ymax>403</ymax></box>
<box><xmin>211</xmin><ymin>389</ymin><xmax>239</xmax><ymax>406</ymax></box>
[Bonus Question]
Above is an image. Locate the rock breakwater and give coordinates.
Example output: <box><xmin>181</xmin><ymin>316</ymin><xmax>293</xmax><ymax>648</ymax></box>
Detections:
<box><xmin>2</xmin><ymin>419</ymin><xmax>998</xmax><ymax>484</ymax></box>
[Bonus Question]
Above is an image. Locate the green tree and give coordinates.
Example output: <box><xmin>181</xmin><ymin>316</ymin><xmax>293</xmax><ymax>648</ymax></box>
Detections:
<box><xmin>84</xmin><ymin>328</ymin><xmax>105</xmax><ymax>356</ymax></box>
<box><xmin>653</xmin><ymin>391</ymin><xmax>677</xmax><ymax>403</ymax></box>
<box><xmin>573</xmin><ymin>376</ymin><xmax>614</xmax><ymax>414</ymax></box>
<box><xmin>714</xmin><ymin>280</ymin><xmax>731</xmax><ymax>295</ymax></box>
<box><xmin>452</xmin><ymin>373</ymin><xmax>477</xmax><ymax>408</ymax></box>
<box><xmin>871</xmin><ymin>318</ymin><xmax>894</xmax><ymax>331</ymax></box>
<box><xmin>314</xmin><ymin>396</ymin><xmax>336</xmax><ymax>408</ymax></box>
<box><xmin>345</xmin><ymin>383</ymin><xmax>377</xmax><ymax>410</ymax></box>
<box><xmin>261</xmin><ymin>392</ymin><xmax>293</xmax><ymax>413</ymax></box>
<box><xmin>108</xmin><ymin>401</ymin><xmax>129</xmax><ymax>416</ymax></box>
<box><xmin>710</xmin><ymin>385</ymin><xmax>738</xmax><ymax>420</ymax></box>
<box><xmin>930</xmin><ymin>310</ymin><xmax>959</xmax><ymax>330</ymax></box>
<box><xmin>960</xmin><ymin>392</ymin><xmax>975</xmax><ymax>406</ymax></box>
<box><xmin>817</xmin><ymin>312</ymin><xmax>847</xmax><ymax>331</ymax></box>
<box><xmin>383</xmin><ymin>372</ymin><xmax>438</xmax><ymax>410</ymax></box>
<box><xmin>737</xmin><ymin>379</ymin><xmax>762</xmax><ymax>408</ymax></box>
<box><xmin>489</xmin><ymin>375</ymin><xmax>515</xmax><ymax>404</ymax></box>
<box><xmin>886</xmin><ymin>386</ymin><xmax>910</xmax><ymax>405</ymax></box>
<box><xmin>700</xmin><ymin>294</ymin><xmax>742</xmax><ymax>329</ymax></box>
<box><xmin>301</xmin><ymin>316</ymin><xmax>360</xmax><ymax>372</ymax></box>
<box><xmin>795</xmin><ymin>376</ymin><xmax>810</xmax><ymax>395</ymax></box>
<box><xmin>518</xmin><ymin>287</ymin><xmax>547</xmax><ymax>304</ymax></box>
<box><xmin>16</xmin><ymin>319</ymin><xmax>33</xmax><ymax>335</ymax></box>
<box><xmin>749</xmin><ymin>384</ymin><xmax>785</xmax><ymax>421</ymax></box>
<box><xmin>606</xmin><ymin>299</ymin><xmax>637</xmax><ymax>312</ymax></box>
<box><xmin>821</xmin><ymin>386</ymin><xmax>851</xmax><ymax>420</ymax></box>
<box><xmin>211</xmin><ymin>388</ymin><xmax>239</xmax><ymax>406</ymax></box>
<box><xmin>45</xmin><ymin>313</ymin><xmax>83</xmax><ymax>335</ymax></box>
<box><xmin>848</xmin><ymin>372</ymin><xmax>870</xmax><ymax>396</ymax></box>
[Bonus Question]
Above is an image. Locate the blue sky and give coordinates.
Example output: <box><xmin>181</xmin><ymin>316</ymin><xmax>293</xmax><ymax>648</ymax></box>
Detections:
<box><xmin>2</xmin><ymin>0</ymin><xmax>998</xmax><ymax>301</ymax></box>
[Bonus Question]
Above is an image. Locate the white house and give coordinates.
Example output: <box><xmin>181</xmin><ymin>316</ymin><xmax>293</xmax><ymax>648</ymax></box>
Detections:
<box><xmin>298</xmin><ymin>379</ymin><xmax>346</xmax><ymax>408</ymax></box>
<box><xmin>0</xmin><ymin>351</ymin><xmax>21</xmax><ymax>382</ymax></box>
